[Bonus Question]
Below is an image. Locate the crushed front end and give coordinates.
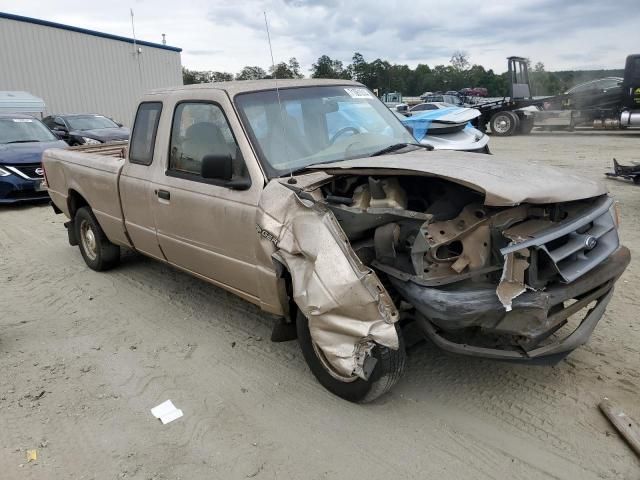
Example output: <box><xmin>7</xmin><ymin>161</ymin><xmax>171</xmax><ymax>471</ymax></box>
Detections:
<box><xmin>317</xmin><ymin>174</ymin><xmax>629</xmax><ymax>363</ymax></box>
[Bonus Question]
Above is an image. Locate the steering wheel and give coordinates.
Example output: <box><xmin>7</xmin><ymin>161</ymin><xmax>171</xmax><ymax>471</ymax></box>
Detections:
<box><xmin>330</xmin><ymin>126</ymin><xmax>360</xmax><ymax>145</ymax></box>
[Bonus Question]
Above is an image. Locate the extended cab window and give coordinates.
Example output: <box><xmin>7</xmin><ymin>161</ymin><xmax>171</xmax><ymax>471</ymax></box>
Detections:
<box><xmin>168</xmin><ymin>102</ymin><xmax>245</xmax><ymax>182</ymax></box>
<box><xmin>129</xmin><ymin>102</ymin><xmax>162</xmax><ymax>165</ymax></box>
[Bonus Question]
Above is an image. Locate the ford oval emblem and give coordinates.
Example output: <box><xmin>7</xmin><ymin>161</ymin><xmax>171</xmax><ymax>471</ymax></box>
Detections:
<box><xmin>35</xmin><ymin>167</ymin><xmax>44</xmax><ymax>176</ymax></box>
<box><xmin>584</xmin><ymin>236</ymin><xmax>597</xmax><ymax>250</ymax></box>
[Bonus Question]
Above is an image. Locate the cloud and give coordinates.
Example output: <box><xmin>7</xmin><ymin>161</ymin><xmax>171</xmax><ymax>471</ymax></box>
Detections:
<box><xmin>1</xmin><ymin>0</ymin><xmax>637</xmax><ymax>74</ymax></box>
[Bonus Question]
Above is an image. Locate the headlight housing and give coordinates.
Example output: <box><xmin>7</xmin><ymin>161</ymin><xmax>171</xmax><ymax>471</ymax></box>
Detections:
<box><xmin>0</xmin><ymin>166</ymin><xmax>12</xmax><ymax>177</ymax></box>
<box><xmin>81</xmin><ymin>137</ymin><xmax>101</xmax><ymax>145</ymax></box>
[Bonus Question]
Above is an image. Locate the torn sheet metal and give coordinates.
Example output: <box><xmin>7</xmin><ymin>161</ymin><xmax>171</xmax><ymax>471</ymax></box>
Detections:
<box><xmin>256</xmin><ymin>180</ymin><xmax>399</xmax><ymax>379</ymax></box>
<box><xmin>497</xmin><ymin>249</ymin><xmax>530</xmax><ymax>311</ymax></box>
<box><xmin>411</xmin><ymin>204</ymin><xmax>492</xmax><ymax>283</ymax></box>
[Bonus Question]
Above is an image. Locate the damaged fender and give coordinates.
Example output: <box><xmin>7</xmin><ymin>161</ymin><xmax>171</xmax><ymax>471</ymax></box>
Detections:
<box><xmin>256</xmin><ymin>180</ymin><xmax>399</xmax><ymax>379</ymax></box>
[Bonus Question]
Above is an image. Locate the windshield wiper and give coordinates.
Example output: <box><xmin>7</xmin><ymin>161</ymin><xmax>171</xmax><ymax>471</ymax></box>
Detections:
<box><xmin>369</xmin><ymin>142</ymin><xmax>433</xmax><ymax>157</ymax></box>
<box><xmin>278</xmin><ymin>142</ymin><xmax>435</xmax><ymax>178</ymax></box>
<box><xmin>284</xmin><ymin>158</ymin><xmax>346</xmax><ymax>176</ymax></box>
<box><xmin>6</xmin><ymin>139</ymin><xmax>41</xmax><ymax>144</ymax></box>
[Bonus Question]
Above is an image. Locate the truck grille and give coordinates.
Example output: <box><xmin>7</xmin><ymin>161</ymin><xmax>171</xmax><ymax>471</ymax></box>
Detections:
<box><xmin>6</xmin><ymin>164</ymin><xmax>43</xmax><ymax>180</ymax></box>
<box><xmin>501</xmin><ymin>196</ymin><xmax>619</xmax><ymax>283</ymax></box>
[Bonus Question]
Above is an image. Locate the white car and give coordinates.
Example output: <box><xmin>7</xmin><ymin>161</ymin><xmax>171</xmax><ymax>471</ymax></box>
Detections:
<box><xmin>394</xmin><ymin>104</ymin><xmax>490</xmax><ymax>153</ymax></box>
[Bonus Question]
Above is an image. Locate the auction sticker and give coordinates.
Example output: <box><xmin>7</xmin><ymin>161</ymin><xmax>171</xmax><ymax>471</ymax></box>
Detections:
<box><xmin>344</xmin><ymin>87</ymin><xmax>373</xmax><ymax>99</ymax></box>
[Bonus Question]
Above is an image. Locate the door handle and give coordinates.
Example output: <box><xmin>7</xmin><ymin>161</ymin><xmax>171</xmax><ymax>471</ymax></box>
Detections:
<box><xmin>156</xmin><ymin>189</ymin><xmax>170</xmax><ymax>201</ymax></box>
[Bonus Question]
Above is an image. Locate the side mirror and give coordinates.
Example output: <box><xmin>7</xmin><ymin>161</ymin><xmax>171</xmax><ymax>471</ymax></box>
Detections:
<box><xmin>201</xmin><ymin>154</ymin><xmax>233</xmax><ymax>181</ymax></box>
<box><xmin>201</xmin><ymin>153</ymin><xmax>251</xmax><ymax>190</ymax></box>
<box><xmin>116</xmin><ymin>122</ymin><xmax>123</xmax><ymax>127</ymax></box>
<box><xmin>52</xmin><ymin>127</ymin><xmax>68</xmax><ymax>138</ymax></box>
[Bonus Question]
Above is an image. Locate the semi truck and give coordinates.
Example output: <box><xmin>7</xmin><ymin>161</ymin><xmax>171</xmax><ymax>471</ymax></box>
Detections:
<box><xmin>474</xmin><ymin>55</ymin><xmax>640</xmax><ymax>136</ymax></box>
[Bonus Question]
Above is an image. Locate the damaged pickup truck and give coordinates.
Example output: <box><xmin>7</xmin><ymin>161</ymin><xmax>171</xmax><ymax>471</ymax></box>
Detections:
<box><xmin>42</xmin><ymin>79</ymin><xmax>630</xmax><ymax>402</ymax></box>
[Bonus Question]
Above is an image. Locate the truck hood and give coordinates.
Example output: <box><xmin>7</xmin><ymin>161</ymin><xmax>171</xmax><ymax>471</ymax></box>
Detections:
<box><xmin>0</xmin><ymin>140</ymin><xmax>68</xmax><ymax>164</ymax></box>
<box><xmin>70</xmin><ymin>127</ymin><xmax>130</xmax><ymax>142</ymax></box>
<box><xmin>308</xmin><ymin>150</ymin><xmax>607</xmax><ymax>206</ymax></box>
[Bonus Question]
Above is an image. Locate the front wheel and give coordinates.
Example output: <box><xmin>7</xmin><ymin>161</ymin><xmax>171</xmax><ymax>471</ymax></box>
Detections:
<box><xmin>296</xmin><ymin>310</ymin><xmax>406</xmax><ymax>403</ymax></box>
<box><xmin>75</xmin><ymin>207</ymin><xmax>120</xmax><ymax>271</ymax></box>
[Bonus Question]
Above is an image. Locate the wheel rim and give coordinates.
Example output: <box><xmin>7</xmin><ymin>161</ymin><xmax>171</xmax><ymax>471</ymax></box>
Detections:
<box><xmin>493</xmin><ymin>115</ymin><xmax>511</xmax><ymax>134</ymax></box>
<box><xmin>80</xmin><ymin>219</ymin><xmax>98</xmax><ymax>261</ymax></box>
<box><xmin>312</xmin><ymin>342</ymin><xmax>359</xmax><ymax>383</ymax></box>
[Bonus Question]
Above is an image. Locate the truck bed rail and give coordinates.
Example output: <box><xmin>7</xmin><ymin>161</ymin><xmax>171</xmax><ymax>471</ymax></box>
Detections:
<box><xmin>68</xmin><ymin>141</ymin><xmax>128</xmax><ymax>158</ymax></box>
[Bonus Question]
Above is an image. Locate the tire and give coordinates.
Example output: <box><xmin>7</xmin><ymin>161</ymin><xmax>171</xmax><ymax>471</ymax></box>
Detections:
<box><xmin>518</xmin><ymin>117</ymin><xmax>535</xmax><ymax>134</ymax></box>
<box><xmin>74</xmin><ymin>206</ymin><xmax>120</xmax><ymax>271</ymax></box>
<box><xmin>296</xmin><ymin>310</ymin><xmax>406</xmax><ymax>403</ymax></box>
<box><xmin>490</xmin><ymin>111</ymin><xmax>519</xmax><ymax>136</ymax></box>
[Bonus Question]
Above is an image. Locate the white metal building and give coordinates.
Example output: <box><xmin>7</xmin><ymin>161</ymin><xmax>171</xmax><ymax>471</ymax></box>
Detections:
<box><xmin>0</xmin><ymin>12</ymin><xmax>183</xmax><ymax>126</ymax></box>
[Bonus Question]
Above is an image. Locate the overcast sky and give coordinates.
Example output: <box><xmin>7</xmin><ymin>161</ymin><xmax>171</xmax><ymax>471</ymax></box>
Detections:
<box><xmin>2</xmin><ymin>0</ymin><xmax>638</xmax><ymax>75</ymax></box>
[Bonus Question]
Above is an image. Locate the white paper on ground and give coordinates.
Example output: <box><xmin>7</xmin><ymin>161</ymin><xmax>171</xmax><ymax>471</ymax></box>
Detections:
<box><xmin>151</xmin><ymin>400</ymin><xmax>184</xmax><ymax>424</ymax></box>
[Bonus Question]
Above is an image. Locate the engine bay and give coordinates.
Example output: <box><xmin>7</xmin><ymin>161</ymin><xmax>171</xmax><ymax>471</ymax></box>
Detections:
<box><xmin>319</xmin><ymin>174</ymin><xmax>604</xmax><ymax>294</ymax></box>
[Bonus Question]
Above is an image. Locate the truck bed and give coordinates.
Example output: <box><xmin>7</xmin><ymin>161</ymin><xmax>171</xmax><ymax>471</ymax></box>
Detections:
<box><xmin>43</xmin><ymin>142</ymin><xmax>130</xmax><ymax>247</ymax></box>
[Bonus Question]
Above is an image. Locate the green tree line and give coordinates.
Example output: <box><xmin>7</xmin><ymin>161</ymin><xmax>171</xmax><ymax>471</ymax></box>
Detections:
<box><xmin>183</xmin><ymin>51</ymin><xmax>624</xmax><ymax>97</ymax></box>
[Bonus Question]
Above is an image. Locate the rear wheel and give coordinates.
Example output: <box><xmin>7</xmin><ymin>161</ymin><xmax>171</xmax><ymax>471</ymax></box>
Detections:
<box><xmin>490</xmin><ymin>111</ymin><xmax>519</xmax><ymax>136</ymax></box>
<box><xmin>75</xmin><ymin>207</ymin><xmax>120</xmax><ymax>271</ymax></box>
<box><xmin>296</xmin><ymin>310</ymin><xmax>406</xmax><ymax>403</ymax></box>
<box><xmin>518</xmin><ymin>117</ymin><xmax>535</xmax><ymax>134</ymax></box>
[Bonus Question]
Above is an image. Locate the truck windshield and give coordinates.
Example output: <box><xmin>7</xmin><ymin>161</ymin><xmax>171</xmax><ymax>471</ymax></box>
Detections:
<box><xmin>67</xmin><ymin>115</ymin><xmax>118</xmax><ymax>130</ymax></box>
<box><xmin>235</xmin><ymin>85</ymin><xmax>416</xmax><ymax>177</ymax></box>
<box><xmin>0</xmin><ymin>117</ymin><xmax>57</xmax><ymax>144</ymax></box>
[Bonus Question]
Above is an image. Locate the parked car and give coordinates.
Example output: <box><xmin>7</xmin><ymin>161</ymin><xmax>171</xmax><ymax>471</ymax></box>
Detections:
<box><xmin>460</xmin><ymin>87</ymin><xmax>488</xmax><ymax>97</ymax></box>
<box><xmin>410</xmin><ymin>102</ymin><xmax>450</xmax><ymax>112</ymax></box>
<box><xmin>565</xmin><ymin>77</ymin><xmax>623</xmax><ymax>95</ymax></box>
<box><xmin>43</xmin><ymin>79</ymin><xmax>629</xmax><ymax>402</ymax></box>
<box><xmin>420</xmin><ymin>94</ymin><xmax>464</xmax><ymax>106</ymax></box>
<box><xmin>0</xmin><ymin>113</ymin><xmax>67</xmax><ymax>204</ymax></box>
<box><xmin>43</xmin><ymin>114</ymin><xmax>129</xmax><ymax>146</ymax></box>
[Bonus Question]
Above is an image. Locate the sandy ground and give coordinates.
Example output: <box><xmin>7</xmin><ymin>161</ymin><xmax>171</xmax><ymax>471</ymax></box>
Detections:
<box><xmin>1</xmin><ymin>130</ymin><xmax>640</xmax><ymax>479</ymax></box>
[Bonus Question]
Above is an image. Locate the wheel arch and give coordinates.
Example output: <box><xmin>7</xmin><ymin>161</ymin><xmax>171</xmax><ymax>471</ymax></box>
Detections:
<box><xmin>67</xmin><ymin>189</ymin><xmax>90</xmax><ymax>219</ymax></box>
<box><xmin>269</xmin><ymin>258</ymin><xmax>300</xmax><ymax>342</ymax></box>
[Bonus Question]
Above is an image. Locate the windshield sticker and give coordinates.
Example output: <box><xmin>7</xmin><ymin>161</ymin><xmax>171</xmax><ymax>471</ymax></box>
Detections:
<box><xmin>12</xmin><ymin>119</ymin><xmax>33</xmax><ymax>122</ymax></box>
<box><xmin>344</xmin><ymin>87</ymin><xmax>373</xmax><ymax>99</ymax></box>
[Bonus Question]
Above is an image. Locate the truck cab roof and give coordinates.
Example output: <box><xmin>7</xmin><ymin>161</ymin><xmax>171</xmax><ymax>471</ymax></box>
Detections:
<box><xmin>146</xmin><ymin>78</ymin><xmax>363</xmax><ymax>99</ymax></box>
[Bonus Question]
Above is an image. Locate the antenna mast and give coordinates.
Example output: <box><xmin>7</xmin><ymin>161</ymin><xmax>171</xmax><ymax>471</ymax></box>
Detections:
<box><xmin>130</xmin><ymin>9</ymin><xmax>143</xmax><ymax>87</ymax></box>
<box><xmin>263</xmin><ymin>11</ymin><xmax>296</xmax><ymax>184</ymax></box>
<box><xmin>130</xmin><ymin>9</ymin><xmax>138</xmax><ymax>54</ymax></box>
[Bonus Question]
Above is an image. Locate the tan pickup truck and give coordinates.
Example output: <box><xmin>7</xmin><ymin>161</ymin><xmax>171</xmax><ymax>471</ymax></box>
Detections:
<box><xmin>43</xmin><ymin>79</ymin><xmax>630</xmax><ymax>402</ymax></box>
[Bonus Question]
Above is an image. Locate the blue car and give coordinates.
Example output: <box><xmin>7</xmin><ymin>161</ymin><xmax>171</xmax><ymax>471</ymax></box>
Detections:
<box><xmin>0</xmin><ymin>113</ymin><xmax>67</xmax><ymax>204</ymax></box>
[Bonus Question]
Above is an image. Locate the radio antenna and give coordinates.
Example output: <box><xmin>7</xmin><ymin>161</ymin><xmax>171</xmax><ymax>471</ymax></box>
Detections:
<box><xmin>130</xmin><ymin>9</ymin><xmax>138</xmax><ymax>54</ymax></box>
<box><xmin>263</xmin><ymin>11</ymin><xmax>296</xmax><ymax>184</ymax></box>
<box><xmin>130</xmin><ymin>9</ymin><xmax>143</xmax><ymax>86</ymax></box>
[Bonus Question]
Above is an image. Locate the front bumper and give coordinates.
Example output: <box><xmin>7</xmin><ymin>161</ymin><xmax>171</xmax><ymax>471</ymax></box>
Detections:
<box><xmin>392</xmin><ymin>246</ymin><xmax>630</xmax><ymax>362</ymax></box>
<box><xmin>0</xmin><ymin>174</ymin><xmax>49</xmax><ymax>204</ymax></box>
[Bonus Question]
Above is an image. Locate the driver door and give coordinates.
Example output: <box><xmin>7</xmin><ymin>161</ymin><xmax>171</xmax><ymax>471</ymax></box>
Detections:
<box><xmin>149</xmin><ymin>91</ymin><xmax>264</xmax><ymax>300</ymax></box>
